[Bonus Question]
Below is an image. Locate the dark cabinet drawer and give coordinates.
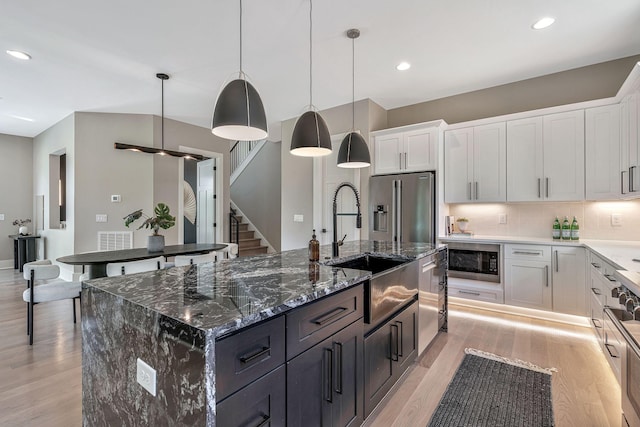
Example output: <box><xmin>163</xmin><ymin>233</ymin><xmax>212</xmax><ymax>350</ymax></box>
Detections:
<box><xmin>216</xmin><ymin>315</ymin><xmax>285</xmax><ymax>400</ymax></box>
<box><xmin>286</xmin><ymin>285</ymin><xmax>363</xmax><ymax>359</ymax></box>
<box><xmin>217</xmin><ymin>364</ymin><xmax>286</xmax><ymax>427</ymax></box>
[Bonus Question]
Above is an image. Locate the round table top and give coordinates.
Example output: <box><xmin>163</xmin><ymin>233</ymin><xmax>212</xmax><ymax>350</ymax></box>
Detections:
<box><xmin>57</xmin><ymin>243</ymin><xmax>227</xmax><ymax>265</ymax></box>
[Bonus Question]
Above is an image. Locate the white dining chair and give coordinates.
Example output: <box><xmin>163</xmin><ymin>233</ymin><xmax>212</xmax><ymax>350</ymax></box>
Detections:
<box><xmin>106</xmin><ymin>256</ymin><xmax>166</xmax><ymax>277</ymax></box>
<box><xmin>216</xmin><ymin>243</ymin><xmax>239</xmax><ymax>260</ymax></box>
<box><xmin>174</xmin><ymin>252</ymin><xmax>217</xmax><ymax>267</ymax></box>
<box><xmin>23</xmin><ymin>260</ymin><xmax>81</xmax><ymax>345</ymax></box>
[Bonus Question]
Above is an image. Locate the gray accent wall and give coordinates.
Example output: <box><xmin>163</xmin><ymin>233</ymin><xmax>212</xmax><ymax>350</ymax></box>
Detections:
<box><xmin>0</xmin><ymin>133</ymin><xmax>33</xmax><ymax>263</ymax></box>
<box><xmin>231</xmin><ymin>141</ymin><xmax>282</xmax><ymax>251</ymax></box>
<box><xmin>388</xmin><ymin>54</ymin><xmax>640</xmax><ymax>127</ymax></box>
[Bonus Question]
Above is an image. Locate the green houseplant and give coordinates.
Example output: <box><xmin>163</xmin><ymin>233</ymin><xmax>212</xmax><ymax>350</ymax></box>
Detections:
<box><xmin>124</xmin><ymin>203</ymin><xmax>176</xmax><ymax>251</ymax></box>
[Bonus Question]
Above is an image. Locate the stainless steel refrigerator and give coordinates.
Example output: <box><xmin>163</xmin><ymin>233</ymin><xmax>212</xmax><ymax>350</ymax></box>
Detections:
<box><xmin>369</xmin><ymin>172</ymin><xmax>435</xmax><ymax>244</ymax></box>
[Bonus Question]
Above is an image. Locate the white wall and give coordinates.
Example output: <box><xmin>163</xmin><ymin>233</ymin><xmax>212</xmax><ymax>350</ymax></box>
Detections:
<box><xmin>0</xmin><ymin>133</ymin><xmax>33</xmax><ymax>264</ymax></box>
<box><xmin>33</xmin><ymin>114</ymin><xmax>75</xmax><ymax>273</ymax></box>
<box><xmin>448</xmin><ymin>200</ymin><xmax>640</xmax><ymax>241</ymax></box>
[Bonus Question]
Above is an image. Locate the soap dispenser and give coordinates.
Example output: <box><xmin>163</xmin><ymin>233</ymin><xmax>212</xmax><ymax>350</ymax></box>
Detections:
<box><xmin>309</xmin><ymin>229</ymin><xmax>320</xmax><ymax>262</ymax></box>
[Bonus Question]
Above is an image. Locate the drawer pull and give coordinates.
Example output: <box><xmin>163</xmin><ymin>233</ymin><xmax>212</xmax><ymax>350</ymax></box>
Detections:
<box><xmin>397</xmin><ymin>320</ymin><xmax>404</xmax><ymax>357</ymax></box>
<box><xmin>604</xmin><ymin>274</ymin><xmax>617</xmax><ymax>282</ymax></box>
<box><xmin>254</xmin><ymin>415</ymin><xmax>271</xmax><ymax>427</ymax></box>
<box><xmin>604</xmin><ymin>343</ymin><xmax>620</xmax><ymax>359</ymax></box>
<box><xmin>591</xmin><ymin>262</ymin><xmax>601</xmax><ymax>269</ymax></box>
<box><xmin>313</xmin><ymin>306</ymin><xmax>348</xmax><ymax>326</ymax></box>
<box><xmin>324</xmin><ymin>348</ymin><xmax>333</xmax><ymax>402</ymax></box>
<box><xmin>592</xmin><ymin>318</ymin><xmax>603</xmax><ymax>329</ymax></box>
<box><xmin>390</xmin><ymin>323</ymin><xmax>400</xmax><ymax>361</ymax></box>
<box><xmin>512</xmin><ymin>251</ymin><xmax>541</xmax><ymax>256</ymax></box>
<box><xmin>239</xmin><ymin>346</ymin><xmax>271</xmax><ymax>364</ymax></box>
<box><xmin>459</xmin><ymin>290</ymin><xmax>481</xmax><ymax>296</ymax></box>
<box><xmin>591</xmin><ymin>287</ymin><xmax>602</xmax><ymax>296</ymax></box>
<box><xmin>334</xmin><ymin>342</ymin><xmax>343</xmax><ymax>394</ymax></box>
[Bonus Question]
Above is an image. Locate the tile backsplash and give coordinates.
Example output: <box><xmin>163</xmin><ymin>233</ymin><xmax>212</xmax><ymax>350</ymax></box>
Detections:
<box><xmin>448</xmin><ymin>200</ymin><xmax>640</xmax><ymax>241</ymax></box>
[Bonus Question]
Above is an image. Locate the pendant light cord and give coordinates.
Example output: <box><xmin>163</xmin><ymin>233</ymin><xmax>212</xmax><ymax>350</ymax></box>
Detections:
<box><xmin>309</xmin><ymin>0</ymin><xmax>313</xmax><ymax>108</ymax></box>
<box><xmin>351</xmin><ymin>35</ymin><xmax>355</xmax><ymax>131</ymax></box>
<box><xmin>161</xmin><ymin>77</ymin><xmax>164</xmax><ymax>150</ymax></box>
<box><xmin>239</xmin><ymin>0</ymin><xmax>243</xmax><ymax>75</ymax></box>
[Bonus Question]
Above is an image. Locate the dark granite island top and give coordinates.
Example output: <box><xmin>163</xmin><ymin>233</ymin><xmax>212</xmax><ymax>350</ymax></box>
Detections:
<box><xmin>81</xmin><ymin>240</ymin><xmax>440</xmax><ymax>426</ymax></box>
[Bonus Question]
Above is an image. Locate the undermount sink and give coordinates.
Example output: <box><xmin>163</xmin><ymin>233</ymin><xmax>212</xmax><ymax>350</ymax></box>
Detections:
<box><xmin>324</xmin><ymin>254</ymin><xmax>409</xmax><ymax>275</ymax></box>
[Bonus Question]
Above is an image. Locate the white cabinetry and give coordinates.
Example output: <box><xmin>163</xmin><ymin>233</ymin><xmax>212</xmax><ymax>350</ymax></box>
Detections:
<box><xmin>621</xmin><ymin>93</ymin><xmax>640</xmax><ymax>195</ymax></box>
<box><xmin>372</xmin><ymin>125</ymin><xmax>440</xmax><ymax>175</ymax></box>
<box><xmin>504</xmin><ymin>244</ymin><xmax>586</xmax><ymax>315</ymax></box>
<box><xmin>585</xmin><ymin>104</ymin><xmax>621</xmax><ymax>200</ymax></box>
<box><xmin>444</xmin><ymin>122</ymin><xmax>506</xmax><ymax>203</ymax></box>
<box><xmin>506</xmin><ymin>110</ymin><xmax>584</xmax><ymax>202</ymax></box>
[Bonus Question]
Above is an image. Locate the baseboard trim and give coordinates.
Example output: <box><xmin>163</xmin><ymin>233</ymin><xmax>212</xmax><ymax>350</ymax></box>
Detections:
<box><xmin>0</xmin><ymin>259</ymin><xmax>14</xmax><ymax>270</ymax></box>
<box><xmin>449</xmin><ymin>297</ymin><xmax>590</xmax><ymax>327</ymax></box>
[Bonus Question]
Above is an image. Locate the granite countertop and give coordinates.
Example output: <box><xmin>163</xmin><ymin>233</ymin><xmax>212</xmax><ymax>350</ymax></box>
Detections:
<box><xmin>83</xmin><ymin>240</ymin><xmax>440</xmax><ymax>339</ymax></box>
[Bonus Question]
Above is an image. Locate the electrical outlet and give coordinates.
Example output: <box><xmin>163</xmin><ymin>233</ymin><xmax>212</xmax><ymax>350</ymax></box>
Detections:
<box><xmin>294</xmin><ymin>214</ymin><xmax>304</xmax><ymax>222</ymax></box>
<box><xmin>611</xmin><ymin>213</ymin><xmax>622</xmax><ymax>226</ymax></box>
<box><xmin>498</xmin><ymin>214</ymin><xmax>507</xmax><ymax>224</ymax></box>
<box><xmin>96</xmin><ymin>214</ymin><xmax>108</xmax><ymax>223</ymax></box>
<box><xmin>111</xmin><ymin>194</ymin><xmax>121</xmax><ymax>203</ymax></box>
<box><xmin>136</xmin><ymin>358</ymin><xmax>156</xmax><ymax>396</ymax></box>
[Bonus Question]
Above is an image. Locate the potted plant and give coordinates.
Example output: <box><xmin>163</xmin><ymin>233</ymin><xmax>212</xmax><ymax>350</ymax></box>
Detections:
<box><xmin>123</xmin><ymin>203</ymin><xmax>176</xmax><ymax>252</ymax></box>
<box><xmin>456</xmin><ymin>217</ymin><xmax>469</xmax><ymax>232</ymax></box>
<box><xmin>13</xmin><ymin>218</ymin><xmax>32</xmax><ymax>235</ymax></box>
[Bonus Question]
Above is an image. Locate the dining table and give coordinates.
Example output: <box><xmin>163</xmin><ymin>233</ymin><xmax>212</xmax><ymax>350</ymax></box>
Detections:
<box><xmin>57</xmin><ymin>243</ymin><xmax>227</xmax><ymax>279</ymax></box>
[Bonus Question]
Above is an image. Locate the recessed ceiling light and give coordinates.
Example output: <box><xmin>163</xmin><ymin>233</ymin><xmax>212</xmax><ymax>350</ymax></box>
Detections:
<box><xmin>6</xmin><ymin>50</ymin><xmax>32</xmax><ymax>60</ymax></box>
<box><xmin>8</xmin><ymin>114</ymin><xmax>35</xmax><ymax>122</ymax></box>
<box><xmin>532</xmin><ymin>17</ymin><xmax>555</xmax><ymax>30</ymax></box>
<box><xmin>396</xmin><ymin>62</ymin><xmax>411</xmax><ymax>71</ymax></box>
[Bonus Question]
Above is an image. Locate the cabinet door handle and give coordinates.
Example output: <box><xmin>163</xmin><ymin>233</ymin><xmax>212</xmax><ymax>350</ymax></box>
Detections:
<box><xmin>396</xmin><ymin>321</ymin><xmax>404</xmax><ymax>358</ymax></box>
<box><xmin>459</xmin><ymin>290</ymin><xmax>481</xmax><ymax>296</ymax></box>
<box><xmin>622</xmin><ymin>170</ymin><xmax>627</xmax><ymax>195</ymax></box>
<box><xmin>333</xmin><ymin>342</ymin><xmax>343</xmax><ymax>394</ymax></box>
<box><xmin>538</xmin><ymin>178</ymin><xmax>541</xmax><ymax>198</ymax></box>
<box><xmin>390</xmin><ymin>323</ymin><xmax>399</xmax><ymax>361</ymax></box>
<box><xmin>324</xmin><ymin>347</ymin><xmax>333</xmax><ymax>402</ymax></box>
<box><xmin>555</xmin><ymin>250</ymin><xmax>559</xmax><ymax>273</ymax></box>
<box><xmin>545</xmin><ymin>178</ymin><xmax>549</xmax><ymax>198</ymax></box>
<box><xmin>591</xmin><ymin>287</ymin><xmax>602</xmax><ymax>296</ymax></box>
<box><xmin>604</xmin><ymin>274</ymin><xmax>617</xmax><ymax>282</ymax></box>
<box><xmin>475</xmin><ymin>182</ymin><xmax>479</xmax><ymax>200</ymax></box>
<box><xmin>604</xmin><ymin>343</ymin><xmax>620</xmax><ymax>359</ymax></box>
<box><xmin>512</xmin><ymin>251</ymin><xmax>541</xmax><ymax>256</ymax></box>
<box><xmin>239</xmin><ymin>346</ymin><xmax>271</xmax><ymax>364</ymax></box>
<box><xmin>399</xmin><ymin>153</ymin><xmax>402</xmax><ymax>170</ymax></box>
<box><xmin>631</xmin><ymin>166</ymin><xmax>637</xmax><ymax>192</ymax></box>
<box><xmin>591</xmin><ymin>318</ymin><xmax>603</xmax><ymax>329</ymax></box>
<box><xmin>468</xmin><ymin>182</ymin><xmax>472</xmax><ymax>200</ymax></box>
<box><xmin>545</xmin><ymin>265</ymin><xmax>549</xmax><ymax>287</ymax></box>
<box><xmin>313</xmin><ymin>306</ymin><xmax>347</xmax><ymax>325</ymax></box>
<box><xmin>591</xmin><ymin>262</ymin><xmax>601</xmax><ymax>269</ymax></box>
<box><xmin>404</xmin><ymin>152</ymin><xmax>408</xmax><ymax>169</ymax></box>
<box><xmin>254</xmin><ymin>416</ymin><xmax>271</xmax><ymax>427</ymax></box>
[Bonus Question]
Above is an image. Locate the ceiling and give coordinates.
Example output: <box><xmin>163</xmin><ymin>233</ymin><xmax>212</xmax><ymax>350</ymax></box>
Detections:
<box><xmin>2</xmin><ymin>0</ymin><xmax>640</xmax><ymax>139</ymax></box>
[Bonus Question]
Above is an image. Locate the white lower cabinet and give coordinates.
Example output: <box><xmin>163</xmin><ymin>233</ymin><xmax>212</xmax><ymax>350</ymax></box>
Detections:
<box><xmin>504</xmin><ymin>244</ymin><xmax>586</xmax><ymax>316</ymax></box>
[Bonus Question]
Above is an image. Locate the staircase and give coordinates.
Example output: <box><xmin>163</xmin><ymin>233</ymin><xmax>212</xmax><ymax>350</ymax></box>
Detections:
<box><xmin>230</xmin><ymin>211</ymin><xmax>269</xmax><ymax>257</ymax></box>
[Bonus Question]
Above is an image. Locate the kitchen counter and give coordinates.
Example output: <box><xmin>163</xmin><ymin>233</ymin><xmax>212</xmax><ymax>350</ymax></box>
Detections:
<box><xmin>81</xmin><ymin>240</ymin><xmax>440</xmax><ymax>426</ymax></box>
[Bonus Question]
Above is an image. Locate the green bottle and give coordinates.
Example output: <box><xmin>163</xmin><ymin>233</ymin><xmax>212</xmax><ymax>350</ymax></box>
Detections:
<box><xmin>570</xmin><ymin>216</ymin><xmax>579</xmax><ymax>240</ymax></box>
<box><xmin>561</xmin><ymin>216</ymin><xmax>571</xmax><ymax>240</ymax></box>
<box><xmin>552</xmin><ymin>217</ymin><xmax>561</xmax><ymax>240</ymax></box>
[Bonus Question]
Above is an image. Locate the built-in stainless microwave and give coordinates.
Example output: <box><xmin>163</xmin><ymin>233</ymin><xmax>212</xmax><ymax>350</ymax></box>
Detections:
<box><xmin>447</xmin><ymin>242</ymin><xmax>500</xmax><ymax>283</ymax></box>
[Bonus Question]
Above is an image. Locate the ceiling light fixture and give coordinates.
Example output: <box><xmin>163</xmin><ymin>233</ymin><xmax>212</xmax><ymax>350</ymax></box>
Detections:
<box><xmin>396</xmin><ymin>62</ymin><xmax>411</xmax><ymax>71</ymax></box>
<box><xmin>211</xmin><ymin>0</ymin><xmax>267</xmax><ymax>141</ymax></box>
<box><xmin>337</xmin><ymin>29</ymin><xmax>370</xmax><ymax>169</ymax></box>
<box><xmin>290</xmin><ymin>0</ymin><xmax>332</xmax><ymax>157</ymax></box>
<box><xmin>115</xmin><ymin>73</ymin><xmax>209</xmax><ymax>161</ymax></box>
<box><xmin>6</xmin><ymin>50</ymin><xmax>31</xmax><ymax>60</ymax></box>
<box><xmin>532</xmin><ymin>17</ymin><xmax>555</xmax><ymax>30</ymax></box>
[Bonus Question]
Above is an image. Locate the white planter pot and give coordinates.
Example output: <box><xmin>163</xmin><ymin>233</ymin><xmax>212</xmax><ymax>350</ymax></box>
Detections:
<box><xmin>18</xmin><ymin>226</ymin><xmax>28</xmax><ymax>235</ymax></box>
<box><xmin>456</xmin><ymin>221</ymin><xmax>468</xmax><ymax>232</ymax></box>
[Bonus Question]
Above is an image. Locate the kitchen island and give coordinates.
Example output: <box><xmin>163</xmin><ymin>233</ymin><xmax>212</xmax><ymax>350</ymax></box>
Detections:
<box><xmin>81</xmin><ymin>240</ymin><xmax>442</xmax><ymax>426</ymax></box>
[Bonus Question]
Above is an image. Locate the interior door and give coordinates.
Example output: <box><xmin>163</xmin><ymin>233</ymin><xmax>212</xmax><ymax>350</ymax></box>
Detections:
<box><xmin>197</xmin><ymin>158</ymin><xmax>216</xmax><ymax>244</ymax></box>
<box><xmin>313</xmin><ymin>136</ymin><xmax>360</xmax><ymax>246</ymax></box>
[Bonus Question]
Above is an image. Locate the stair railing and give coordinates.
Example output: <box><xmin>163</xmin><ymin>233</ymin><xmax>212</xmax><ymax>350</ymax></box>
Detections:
<box><xmin>230</xmin><ymin>140</ymin><xmax>261</xmax><ymax>175</ymax></box>
<box><xmin>229</xmin><ymin>208</ymin><xmax>240</xmax><ymax>245</ymax></box>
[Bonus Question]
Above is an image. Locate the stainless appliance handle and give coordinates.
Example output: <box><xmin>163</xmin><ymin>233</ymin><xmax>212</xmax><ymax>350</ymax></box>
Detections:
<box><xmin>606</xmin><ymin>308</ymin><xmax>640</xmax><ymax>359</ymax></box>
<box><xmin>392</xmin><ymin>180</ymin><xmax>397</xmax><ymax>242</ymax></box>
<box><xmin>545</xmin><ymin>265</ymin><xmax>549</xmax><ymax>287</ymax></box>
<box><xmin>422</xmin><ymin>260</ymin><xmax>437</xmax><ymax>273</ymax></box>
<box><xmin>622</xmin><ymin>170</ymin><xmax>627</xmax><ymax>195</ymax></box>
<box><xmin>459</xmin><ymin>290</ymin><xmax>481</xmax><ymax>296</ymax></box>
<box><xmin>475</xmin><ymin>181</ymin><xmax>478</xmax><ymax>200</ymax></box>
<box><xmin>538</xmin><ymin>178</ymin><xmax>541</xmax><ymax>198</ymax></box>
<box><xmin>555</xmin><ymin>250</ymin><xmax>559</xmax><ymax>272</ymax></box>
<box><xmin>545</xmin><ymin>177</ymin><xmax>549</xmax><ymax>198</ymax></box>
<box><xmin>397</xmin><ymin>179</ymin><xmax>403</xmax><ymax>242</ymax></box>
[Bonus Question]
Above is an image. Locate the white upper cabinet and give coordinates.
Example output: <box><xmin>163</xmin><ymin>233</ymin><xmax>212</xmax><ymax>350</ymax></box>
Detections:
<box><xmin>372</xmin><ymin>125</ymin><xmax>439</xmax><ymax>175</ymax></box>
<box><xmin>585</xmin><ymin>104</ymin><xmax>621</xmax><ymax>200</ymax></box>
<box><xmin>506</xmin><ymin>117</ymin><xmax>544</xmax><ymax>201</ymax></box>
<box><xmin>506</xmin><ymin>110</ymin><xmax>584</xmax><ymax>202</ymax></box>
<box><xmin>444</xmin><ymin>123</ymin><xmax>506</xmax><ymax>203</ymax></box>
<box><xmin>621</xmin><ymin>93</ymin><xmax>640</xmax><ymax>196</ymax></box>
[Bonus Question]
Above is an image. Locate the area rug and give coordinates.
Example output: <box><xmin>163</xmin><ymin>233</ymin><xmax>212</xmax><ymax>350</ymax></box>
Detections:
<box><xmin>427</xmin><ymin>348</ymin><xmax>556</xmax><ymax>427</ymax></box>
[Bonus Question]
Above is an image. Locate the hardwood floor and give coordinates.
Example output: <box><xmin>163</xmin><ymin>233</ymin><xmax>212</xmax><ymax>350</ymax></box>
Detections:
<box><xmin>0</xmin><ymin>268</ymin><xmax>621</xmax><ymax>426</ymax></box>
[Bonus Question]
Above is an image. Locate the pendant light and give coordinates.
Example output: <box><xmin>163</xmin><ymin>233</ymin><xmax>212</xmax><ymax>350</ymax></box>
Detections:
<box><xmin>290</xmin><ymin>0</ymin><xmax>332</xmax><ymax>157</ymax></box>
<box><xmin>211</xmin><ymin>0</ymin><xmax>267</xmax><ymax>141</ymax></box>
<box><xmin>337</xmin><ymin>29</ymin><xmax>370</xmax><ymax>168</ymax></box>
<box><xmin>115</xmin><ymin>73</ymin><xmax>209</xmax><ymax>161</ymax></box>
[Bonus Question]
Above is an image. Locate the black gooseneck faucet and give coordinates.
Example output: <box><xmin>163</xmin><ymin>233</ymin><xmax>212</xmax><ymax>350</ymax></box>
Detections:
<box><xmin>332</xmin><ymin>182</ymin><xmax>362</xmax><ymax>257</ymax></box>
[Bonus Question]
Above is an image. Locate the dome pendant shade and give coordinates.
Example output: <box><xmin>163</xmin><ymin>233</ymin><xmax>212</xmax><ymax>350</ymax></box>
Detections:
<box><xmin>290</xmin><ymin>111</ymin><xmax>332</xmax><ymax>157</ymax></box>
<box><xmin>212</xmin><ymin>78</ymin><xmax>268</xmax><ymax>140</ymax></box>
<box><xmin>337</xmin><ymin>132</ymin><xmax>370</xmax><ymax>168</ymax></box>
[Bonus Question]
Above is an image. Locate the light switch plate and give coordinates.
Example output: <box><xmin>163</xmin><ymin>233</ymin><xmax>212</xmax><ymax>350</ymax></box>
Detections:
<box><xmin>0</xmin><ymin>214</ymin><xmax>4</xmax><ymax>221</ymax></box>
<box><xmin>111</xmin><ymin>194</ymin><xmax>121</xmax><ymax>203</ymax></box>
<box><xmin>96</xmin><ymin>214</ymin><xmax>108</xmax><ymax>223</ymax></box>
<box><xmin>611</xmin><ymin>213</ymin><xmax>622</xmax><ymax>226</ymax></box>
<box><xmin>136</xmin><ymin>358</ymin><xmax>156</xmax><ymax>396</ymax></box>
<box><xmin>498</xmin><ymin>214</ymin><xmax>507</xmax><ymax>224</ymax></box>
<box><xmin>294</xmin><ymin>214</ymin><xmax>304</xmax><ymax>222</ymax></box>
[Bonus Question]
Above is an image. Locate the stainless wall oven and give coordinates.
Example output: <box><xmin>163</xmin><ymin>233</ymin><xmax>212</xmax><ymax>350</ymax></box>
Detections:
<box><xmin>447</xmin><ymin>242</ymin><xmax>500</xmax><ymax>283</ymax></box>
